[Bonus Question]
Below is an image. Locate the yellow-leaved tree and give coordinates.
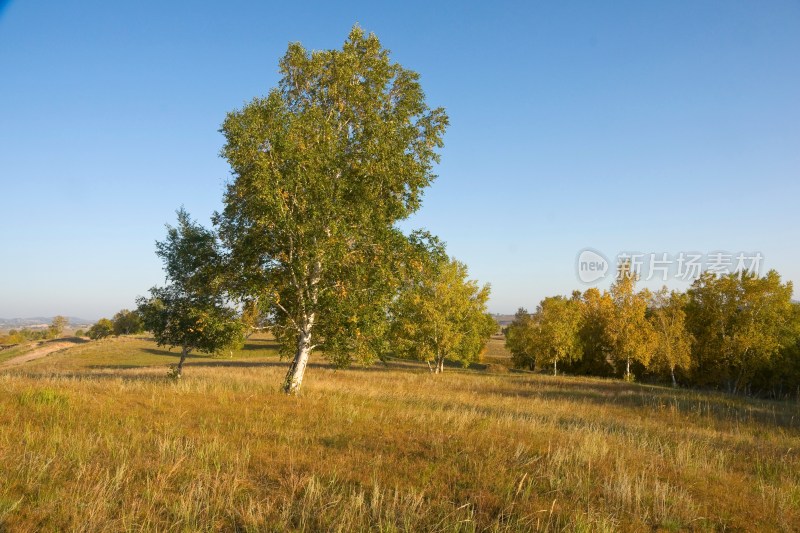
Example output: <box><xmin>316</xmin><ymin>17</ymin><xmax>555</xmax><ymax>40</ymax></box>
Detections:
<box><xmin>607</xmin><ymin>261</ymin><xmax>656</xmax><ymax>381</ymax></box>
<box><xmin>390</xmin><ymin>256</ymin><xmax>495</xmax><ymax>373</ymax></box>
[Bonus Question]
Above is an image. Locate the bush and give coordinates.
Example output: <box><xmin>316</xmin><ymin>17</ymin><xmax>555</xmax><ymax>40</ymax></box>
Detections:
<box><xmin>87</xmin><ymin>319</ymin><xmax>114</xmax><ymax>340</ymax></box>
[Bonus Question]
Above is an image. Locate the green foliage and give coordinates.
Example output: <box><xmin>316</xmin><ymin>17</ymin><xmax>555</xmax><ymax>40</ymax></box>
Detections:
<box><xmin>606</xmin><ymin>262</ymin><xmax>656</xmax><ymax>380</ymax></box>
<box><xmin>215</xmin><ymin>26</ymin><xmax>448</xmax><ymax>391</ymax></box>
<box><xmin>48</xmin><ymin>316</ymin><xmax>68</xmax><ymax>338</ymax></box>
<box><xmin>138</xmin><ymin>290</ymin><xmax>243</xmax><ymax>357</ymax></box>
<box><xmin>506</xmin><ymin>296</ymin><xmax>584</xmax><ymax>376</ymax></box>
<box><xmin>137</xmin><ymin>209</ymin><xmax>244</xmax><ymax>377</ymax></box>
<box><xmin>1</xmin><ymin>328</ymin><xmax>53</xmax><ymax>343</ymax></box>
<box><xmin>505</xmin><ymin>308</ymin><xmax>538</xmax><ymax>370</ymax></box>
<box><xmin>390</xmin><ymin>256</ymin><xmax>494</xmax><ymax>373</ymax></box>
<box><xmin>686</xmin><ymin>270</ymin><xmax>795</xmax><ymax>393</ymax></box>
<box><xmin>649</xmin><ymin>288</ymin><xmax>693</xmax><ymax>386</ymax></box>
<box><xmin>531</xmin><ymin>295</ymin><xmax>583</xmax><ymax>376</ymax></box>
<box><xmin>112</xmin><ymin>309</ymin><xmax>144</xmax><ymax>336</ymax></box>
<box><xmin>574</xmin><ymin>288</ymin><xmax>615</xmax><ymax>376</ymax></box>
<box><xmin>521</xmin><ymin>264</ymin><xmax>800</xmax><ymax>397</ymax></box>
<box><xmin>87</xmin><ymin>319</ymin><xmax>114</xmax><ymax>340</ymax></box>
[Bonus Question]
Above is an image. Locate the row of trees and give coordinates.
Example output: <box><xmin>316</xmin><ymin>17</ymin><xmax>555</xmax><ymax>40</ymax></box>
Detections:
<box><xmin>506</xmin><ymin>263</ymin><xmax>799</xmax><ymax>398</ymax></box>
<box><xmin>135</xmin><ymin>211</ymin><xmax>496</xmax><ymax>383</ymax></box>
<box><xmin>0</xmin><ymin>316</ymin><xmax>69</xmax><ymax>344</ymax></box>
<box><xmin>133</xmin><ymin>26</ymin><xmax>495</xmax><ymax>390</ymax></box>
<box><xmin>0</xmin><ymin>311</ymin><xmax>145</xmax><ymax>345</ymax></box>
<box><xmin>82</xmin><ymin>309</ymin><xmax>145</xmax><ymax>340</ymax></box>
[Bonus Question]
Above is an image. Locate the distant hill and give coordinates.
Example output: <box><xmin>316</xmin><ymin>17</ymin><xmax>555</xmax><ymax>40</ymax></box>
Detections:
<box><xmin>0</xmin><ymin>317</ymin><xmax>94</xmax><ymax>329</ymax></box>
<box><xmin>491</xmin><ymin>314</ymin><xmax>516</xmax><ymax>327</ymax></box>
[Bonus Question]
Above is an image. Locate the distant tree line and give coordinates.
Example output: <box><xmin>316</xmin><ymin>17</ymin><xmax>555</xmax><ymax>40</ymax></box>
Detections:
<box><xmin>133</xmin><ymin>211</ymin><xmax>495</xmax><ymax>380</ymax></box>
<box><xmin>506</xmin><ymin>262</ymin><xmax>800</xmax><ymax>399</ymax></box>
<box><xmin>81</xmin><ymin>309</ymin><xmax>145</xmax><ymax>341</ymax></box>
<box><xmin>0</xmin><ymin>316</ymin><xmax>69</xmax><ymax>344</ymax></box>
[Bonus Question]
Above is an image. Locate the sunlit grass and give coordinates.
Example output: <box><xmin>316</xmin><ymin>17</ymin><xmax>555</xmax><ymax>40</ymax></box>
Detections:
<box><xmin>0</xmin><ymin>342</ymin><xmax>35</xmax><ymax>365</ymax></box>
<box><xmin>1</xmin><ymin>335</ymin><xmax>798</xmax><ymax>530</ymax></box>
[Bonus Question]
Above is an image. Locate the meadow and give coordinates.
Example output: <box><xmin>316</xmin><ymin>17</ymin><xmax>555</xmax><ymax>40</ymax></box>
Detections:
<box><xmin>0</xmin><ymin>335</ymin><xmax>798</xmax><ymax>531</ymax></box>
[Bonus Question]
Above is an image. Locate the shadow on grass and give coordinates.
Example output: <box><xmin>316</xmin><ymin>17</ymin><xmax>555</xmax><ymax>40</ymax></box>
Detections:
<box><xmin>239</xmin><ymin>338</ymin><xmax>280</xmax><ymax>352</ymax></box>
<box><xmin>139</xmin><ymin>348</ymin><xmax>216</xmax><ymax>359</ymax></box>
<box><xmin>482</xmin><ymin>377</ymin><xmax>800</xmax><ymax>430</ymax></box>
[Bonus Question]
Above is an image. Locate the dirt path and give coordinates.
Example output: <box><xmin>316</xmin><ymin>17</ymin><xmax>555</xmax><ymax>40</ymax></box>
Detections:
<box><xmin>0</xmin><ymin>339</ymin><xmax>84</xmax><ymax>369</ymax></box>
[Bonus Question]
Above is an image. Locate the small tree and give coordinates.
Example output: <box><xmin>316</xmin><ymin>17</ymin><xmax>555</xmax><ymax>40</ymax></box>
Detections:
<box><xmin>112</xmin><ymin>309</ymin><xmax>144</xmax><ymax>336</ymax></box>
<box><xmin>87</xmin><ymin>319</ymin><xmax>114</xmax><ymax>340</ymax></box>
<box><xmin>49</xmin><ymin>316</ymin><xmax>68</xmax><ymax>338</ymax></box>
<box><xmin>506</xmin><ymin>308</ymin><xmax>538</xmax><ymax>370</ymax></box>
<box><xmin>530</xmin><ymin>295</ymin><xmax>583</xmax><ymax>376</ymax></box>
<box><xmin>137</xmin><ymin>209</ymin><xmax>244</xmax><ymax>378</ymax></box>
<box><xmin>390</xmin><ymin>256</ymin><xmax>494</xmax><ymax>373</ymax></box>
<box><xmin>649</xmin><ymin>288</ymin><xmax>692</xmax><ymax>387</ymax></box>
<box><xmin>576</xmin><ymin>288</ymin><xmax>615</xmax><ymax>376</ymax></box>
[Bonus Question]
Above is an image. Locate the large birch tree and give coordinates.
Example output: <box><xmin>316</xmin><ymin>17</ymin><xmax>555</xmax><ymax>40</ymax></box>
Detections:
<box><xmin>215</xmin><ymin>26</ymin><xmax>448</xmax><ymax>393</ymax></box>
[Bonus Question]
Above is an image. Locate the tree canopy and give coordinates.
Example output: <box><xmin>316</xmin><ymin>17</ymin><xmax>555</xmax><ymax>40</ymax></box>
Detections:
<box><xmin>137</xmin><ymin>209</ymin><xmax>244</xmax><ymax>378</ymax></box>
<box><xmin>606</xmin><ymin>263</ymin><xmax>656</xmax><ymax>380</ymax></box>
<box><xmin>215</xmin><ymin>26</ymin><xmax>448</xmax><ymax>393</ymax></box>
<box><xmin>530</xmin><ymin>295</ymin><xmax>583</xmax><ymax>376</ymax></box>
<box><xmin>390</xmin><ymin>256</ymin><xmax>495</xmax><ymax>373</ymax></box>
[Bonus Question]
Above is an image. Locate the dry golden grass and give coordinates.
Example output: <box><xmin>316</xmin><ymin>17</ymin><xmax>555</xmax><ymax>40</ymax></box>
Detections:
<box><xmin>1</xmin><ymin>335</ymin><xmax>798</xmax><ymax>531</ymax></box>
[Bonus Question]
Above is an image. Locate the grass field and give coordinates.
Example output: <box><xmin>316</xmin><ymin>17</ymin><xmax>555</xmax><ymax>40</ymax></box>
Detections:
<box><xmin>1</xmin><ymin>335</ymin><xmax>799</xmax><ymax>531</ymax></box>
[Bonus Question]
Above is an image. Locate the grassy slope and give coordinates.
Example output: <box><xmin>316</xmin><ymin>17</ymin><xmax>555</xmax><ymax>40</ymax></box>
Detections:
<box><xmin>0</xmin><ymin>342</ymin><xmax>36</xmax><ymax>365</ymax></box>
<box><xmin>0</xmin><ymin>336</ymin><xmax>798</xmax><ymax>531</ymax></box>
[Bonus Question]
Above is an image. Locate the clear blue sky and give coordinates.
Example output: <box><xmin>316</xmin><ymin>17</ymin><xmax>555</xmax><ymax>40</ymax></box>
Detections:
<box><xmin>1</xmin><ymin>1</ymin><xmax>798</xmax><ymax>320</ymax></box>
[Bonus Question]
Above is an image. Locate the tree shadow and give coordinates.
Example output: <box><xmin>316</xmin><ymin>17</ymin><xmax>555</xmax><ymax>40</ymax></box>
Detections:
<box><xmin>138</xmin><ymin>348</ymin><xmax>217</xmax><ymax>359</ymax></box>
<box><xmin>481</xmin><ymin>377</ymin><xmax>800</xmax><ymax>430</ymax></box>
<box><xmin>239</xmin><ymin>338</ymin><xmax>280</xmax><ymax>352</ymax></box>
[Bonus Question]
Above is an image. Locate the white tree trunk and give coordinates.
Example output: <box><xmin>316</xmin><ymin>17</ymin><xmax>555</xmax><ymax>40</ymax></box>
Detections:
<box><xmin>283</xmin><ymin>315</ymin><xmax>315</xmax><ymax>394</ymax></box>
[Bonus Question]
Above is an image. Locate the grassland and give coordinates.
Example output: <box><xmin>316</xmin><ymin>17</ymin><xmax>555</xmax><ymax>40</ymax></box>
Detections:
<box><xmin>1</xmin><ymin>335</ymin><xmax>798</xmax><ymax>531</ymax></box>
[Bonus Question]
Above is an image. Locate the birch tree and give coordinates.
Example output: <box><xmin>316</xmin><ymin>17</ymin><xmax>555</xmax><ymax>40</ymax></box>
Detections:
<box><xmin>686</xmin><ymin>270</ymin><xmax>794</xmax><ymax>393</ymax></box>
<box><xmin>649</xmin><ymin>288</ymin><xmax>692</xmax><ymax>387</ymax></box>
<box><xmin>607</xmin><ymin>261</ymin><xmax>656</xmax><ymax>381</ymax></box>
<box><xmin>390</xmin><ymin>257</ymin><xmax>495</xmax><ymax>373</ymax></box>
<box><xmin>215</xmin><ymin>26</ymin><xmax>448</xmax><ymax>393</ymax></box>
<box><xmin>531</xmin><ymin>295</ymin><xmax>583</xmax><ymax>376</ymax></box>
<box><xmin>506</xmin><ymin>308</ymin><xmax>538</xmax><ymax>370</ymax></box>
<box><xmin>578</xmin><ymin>288</ymin><xmax>615</xmax><ymax>376</ymax></box>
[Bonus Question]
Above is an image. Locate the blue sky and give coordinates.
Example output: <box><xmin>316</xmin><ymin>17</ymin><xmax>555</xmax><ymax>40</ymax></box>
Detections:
<box><xmin>1</xmin><ymin>1</ymin><xmax>798</xmax><ymax>319</ymax></box>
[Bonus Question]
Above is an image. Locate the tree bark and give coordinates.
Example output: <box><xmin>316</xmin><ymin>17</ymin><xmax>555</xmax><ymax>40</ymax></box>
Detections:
<box><xmin>670</xmin><ymin>366</ymin><xmax>677</xmax><ymax>387</ymax></box>
<box><xmin>283</xmin><ymin>315</ymin><xmax>315</xmax><ymax>394</ymax></box>
<box><xmin>625</xmin><ymin>358</ymin><xmax>632</xmax><ymax>381</ymax></box>
<box><xmin>176</xmin><ymin>344</ymin><xmax>188</xmax><ymax>377</ymax></box>
<box><xmin>553</xmin><ymin>358</ymin><xmax>558</xmax><ymax>376</ymax></box>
